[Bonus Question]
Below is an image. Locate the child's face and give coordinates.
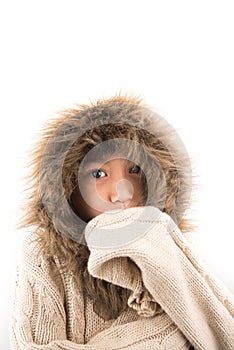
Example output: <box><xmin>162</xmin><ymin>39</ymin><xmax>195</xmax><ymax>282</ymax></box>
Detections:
<box><xmin>71</xmin><ymin>158</ymin><xmax>145</xmax><ymax>222</ymax></box>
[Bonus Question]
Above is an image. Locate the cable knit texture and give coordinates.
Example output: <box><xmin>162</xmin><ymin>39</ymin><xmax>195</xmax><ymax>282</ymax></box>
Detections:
<box><xmin>10</xmin><ymin>206</ymin><xmax>234</xmax><ymax>349</ymax></box>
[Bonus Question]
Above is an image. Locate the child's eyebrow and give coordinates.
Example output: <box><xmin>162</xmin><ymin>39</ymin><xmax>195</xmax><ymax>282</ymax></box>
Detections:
<box><xmin>82</xmin><ymin>161</ymin><xmax>103</xmax><ymax>169</ymax></box>
<box><xmin>81</xmin><ymin>159</ymin><xmax>135</xmax><ymax>170</ymax></box>
<box><xmin>82</xmin><ymin>157</ymin><xmax>136</xmax><ymax>169</ymax></box>
<box><xmin>80</xmin><ymin>160</ymin><xmax>110</xmax><ymax>172</ymax></box>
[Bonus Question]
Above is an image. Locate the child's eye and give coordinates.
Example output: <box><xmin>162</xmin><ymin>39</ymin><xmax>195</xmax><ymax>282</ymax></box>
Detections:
<box><xmin>90</xmin><ymin>169</ymin><xmax>106</xmax><ymax>179</ymax></box>
<box><xmin>129</xmin><ymin>165</ymin><xmax>141</xmax><ymax>174</ymax></box>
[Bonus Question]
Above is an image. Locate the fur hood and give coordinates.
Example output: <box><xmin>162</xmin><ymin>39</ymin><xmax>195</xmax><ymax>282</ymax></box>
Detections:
<box><xmin>21</xmin><ymin>93</ymin><xmax>195</xmax><ymax>320</ymax></box>
<box><xmin>23</xmin><ymin>92</ymin><xmax>195</xmax><ymax>247</ymax></box>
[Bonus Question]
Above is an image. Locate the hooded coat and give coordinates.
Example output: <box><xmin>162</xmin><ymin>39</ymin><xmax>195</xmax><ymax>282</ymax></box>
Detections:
<box><xmin>9</xmin><ymin>94</ymin><xmax>234</xmax><ymax>349</ymax></box>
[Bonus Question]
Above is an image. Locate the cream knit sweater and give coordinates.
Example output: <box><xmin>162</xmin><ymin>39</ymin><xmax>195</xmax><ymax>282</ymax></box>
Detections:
<box><xmin>10</xmin><ymin>206</ymin><xmax>234</xmax><ymax>350</ymax></box>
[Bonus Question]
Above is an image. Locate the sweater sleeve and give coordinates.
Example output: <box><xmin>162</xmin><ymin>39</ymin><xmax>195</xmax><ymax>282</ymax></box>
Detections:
<box><xmin>85</xmin><ymin>206</ymin><xmax>234</xmax><ymax>350</ymax></box>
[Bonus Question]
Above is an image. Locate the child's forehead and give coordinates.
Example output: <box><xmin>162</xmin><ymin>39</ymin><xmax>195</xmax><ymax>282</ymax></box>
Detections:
<box><xmin>79</xmin><ymin>138</ymin><xmax>146</xmax><ymax>170</ymax></box>
<box><xmin>82</xmin><ymin>158</ymin><xmax>134</xmax><ymax>168</ymax></box>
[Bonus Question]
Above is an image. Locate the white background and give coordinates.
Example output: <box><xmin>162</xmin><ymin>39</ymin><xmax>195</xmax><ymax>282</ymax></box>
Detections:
<box><xmin>1</xmin><ymin>1</ymin><xmax>234</xmax><ymax>348</ymax></box>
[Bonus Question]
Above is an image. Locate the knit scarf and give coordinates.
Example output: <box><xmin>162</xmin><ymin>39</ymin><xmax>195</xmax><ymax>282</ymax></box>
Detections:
<box><xmin>85</xmin><ymin>206</ymin><xmax>234</xmax><ymax>350</ymax></box>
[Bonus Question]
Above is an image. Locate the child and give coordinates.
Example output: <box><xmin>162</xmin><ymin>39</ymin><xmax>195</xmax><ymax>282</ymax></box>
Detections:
<box><xmin>10</xmin><ymin>94</ymin><xmax>234</xmax><ymax>349</ymax></box>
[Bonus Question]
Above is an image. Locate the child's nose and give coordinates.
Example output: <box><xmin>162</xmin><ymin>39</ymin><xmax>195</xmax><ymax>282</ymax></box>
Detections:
<box><xmin>110</xmin><ymin>179</ymin><xmax>134</xmax><ymax>204</ymax></box>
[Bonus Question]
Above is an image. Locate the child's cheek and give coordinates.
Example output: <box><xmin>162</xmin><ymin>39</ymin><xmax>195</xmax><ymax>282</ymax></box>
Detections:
<box><xmin>80</xmin><ymin>180</ymin><xmax>110</xmax><ymax>212</ymax></box>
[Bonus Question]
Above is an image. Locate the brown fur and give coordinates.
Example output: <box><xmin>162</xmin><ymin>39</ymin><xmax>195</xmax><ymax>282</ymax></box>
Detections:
<box><xmin>19</xmin><ymin>93</ymin><xmax>198</xmax><ymax>321</ymax></box>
